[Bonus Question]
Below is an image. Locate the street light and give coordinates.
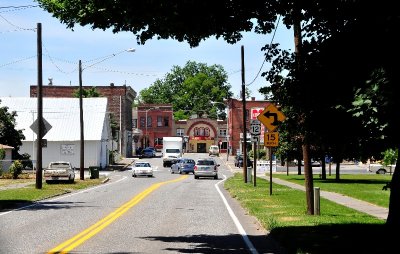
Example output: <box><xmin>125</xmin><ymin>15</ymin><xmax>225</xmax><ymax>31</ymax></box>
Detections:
<box><xmin>78</xmin><ymin>48</ymin><xmax>135</xmax><ymax>180</ymax></box>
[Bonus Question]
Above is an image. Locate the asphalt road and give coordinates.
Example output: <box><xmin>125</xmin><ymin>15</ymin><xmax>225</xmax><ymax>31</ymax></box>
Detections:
<box><xmin>0</xmin><ymin>153</ymin><xmax>283</xmax><ymax>254</ymax></box>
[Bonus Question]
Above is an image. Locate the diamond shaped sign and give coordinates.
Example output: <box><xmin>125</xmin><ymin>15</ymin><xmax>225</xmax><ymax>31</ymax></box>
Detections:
<box><xmin>30</xmin><ymin>118</ymin><xmax>52</xmax><ymax>138</ymax></box>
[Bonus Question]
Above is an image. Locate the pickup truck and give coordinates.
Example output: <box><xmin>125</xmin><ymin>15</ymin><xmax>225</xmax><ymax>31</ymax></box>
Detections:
<box><xmin>43</xmin><ymin>161</ymin><xmax>76</xmax><ymax>183</ymax></box>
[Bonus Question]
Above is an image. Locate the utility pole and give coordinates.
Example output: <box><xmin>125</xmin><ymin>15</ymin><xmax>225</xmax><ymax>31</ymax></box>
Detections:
<box><xmin>79</xmin><ymin>60</ymin><xmax>84</xmax><ymax>180</ymax></box>
<box><xmin>241</xmin><ymin>45</ymin><xmax>248</xmax><ymax>183</ymax></box>
<box><xmin>36</xmin><ymin>23</ymin><xmax>43</xmax><ymax>189</ymax></box>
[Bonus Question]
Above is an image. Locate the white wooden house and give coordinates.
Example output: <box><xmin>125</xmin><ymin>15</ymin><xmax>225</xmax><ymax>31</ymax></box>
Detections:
<box><xmin>0</xmin><ymin>97</ymin><xmax>113</xmax><ymax>169</ymax></box>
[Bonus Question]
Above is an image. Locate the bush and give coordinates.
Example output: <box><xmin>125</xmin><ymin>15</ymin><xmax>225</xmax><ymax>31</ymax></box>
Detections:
<box><xmin>9</xmin><ymin>160</ymin><xmax>24</xmax><ymax>179</ymax></box>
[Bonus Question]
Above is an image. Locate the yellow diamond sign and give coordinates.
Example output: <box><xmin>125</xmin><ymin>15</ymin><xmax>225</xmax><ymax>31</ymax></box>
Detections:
<box><xmin>257</xmin><ymin>104</ymin><xmax>286</xmax><ymax>132</ymax></box>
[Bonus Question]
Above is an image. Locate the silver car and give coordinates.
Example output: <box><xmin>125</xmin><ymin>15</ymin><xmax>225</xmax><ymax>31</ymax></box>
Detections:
<box><xmin>194</xmin><ymin>158</ymin><xmax>219</xmax><ymax>179</ymax></box>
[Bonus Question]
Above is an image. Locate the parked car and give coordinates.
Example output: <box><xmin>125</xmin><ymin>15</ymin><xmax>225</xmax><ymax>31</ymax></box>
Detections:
<box><xmin>208</xmin><ymin>145</ymin><xmax>220</xmax><ymax>156</ymax></box>
<box><xmin>171</xmin><ymin>158</ymin><xmax>196</xmax><ymax>174</ymax></box>
<box><xmin>43</xmin><ymin>161</ymin><xmax>75</xmax><ymax>183</ymax></box>
<box><xmin>234</xmin><ymin>154</ymin><xmax>252</xmax><ymax>168</ymax></box>
<box><xmin>368</xmin><ymin>163</ymin><xmax>396</xmax><ymax>174</ymax></box>
<box><xmin>194</xmin><ymin>158</ymin><xmax>220</xmax><ymax>179</ymax></box>
<box><xmin>141</xmin><ymin>148</ymin><xmax>156</xmax><ymax>158</ymax></box>
<box><xmin>131</xmin><ymin>161</ymin><xmax>153</xmax><ymax>177</ymax></box>
<box><xmin>294</xmin><ymin>159</ymin><xmax>321</xmax><ymax>167</ymax></box>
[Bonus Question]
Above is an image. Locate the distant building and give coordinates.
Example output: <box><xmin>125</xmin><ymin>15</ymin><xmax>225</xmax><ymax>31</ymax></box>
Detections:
<box><xmin>227</xmin><ymin>97</ymin><xmax>271</xmax><ymax>156</ymax></box>
<box><xmin>0</xmin><ymin>97</ymin><xmax>112</xmax><ymax>169</ymax></box>
<box><xmin>133</xmin><ymin>104</ymin><xmax>174</xmax><ymax>153</ymax></box>
<box><xmin>30</xmin><ymin>84</ymin><xmax>136</xmax><ymax>157</ymax></box>
<box><xmin>133</xmin><ymin>105</ymin><xmax>227</xmax><ymax>155</ymax></box>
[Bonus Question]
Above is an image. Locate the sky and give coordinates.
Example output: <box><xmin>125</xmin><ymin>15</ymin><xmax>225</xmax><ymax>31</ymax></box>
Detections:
<box><xmin>0</xmin><ymin>1</ymin><xmax>294</xmax><ymax>100</ymax></box>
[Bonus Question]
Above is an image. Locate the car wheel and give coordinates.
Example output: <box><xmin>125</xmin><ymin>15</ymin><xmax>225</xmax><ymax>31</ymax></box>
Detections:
<box><xmin>377</xmin><ymin>168</ymin><xmax>386</xmax><ymax>174</ymax></box>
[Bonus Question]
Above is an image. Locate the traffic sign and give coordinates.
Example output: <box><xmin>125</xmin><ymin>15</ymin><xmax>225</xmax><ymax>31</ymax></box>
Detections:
<box><xmin>30</xmin><ymin>118</ymin><xmax>52</xmax><ymax>138</ymax></box>
<box><xmin>250</xmin><ymin>119</ymin><xmax>261</xmax><ymax>136</ymax></box>
<box><xmin>264</xmin><ymin>132</ymin><xmax>279</xmax><ymax>147</ymax></box>
<box><xmin>257</xmin><ymin>104</ymin><xmax>286</xmax><ymax>132</ymax></box>
<box><xmin>250</xmin><ymin>135</ymin><xmax>259</xmax><ymax>143</ymax></box>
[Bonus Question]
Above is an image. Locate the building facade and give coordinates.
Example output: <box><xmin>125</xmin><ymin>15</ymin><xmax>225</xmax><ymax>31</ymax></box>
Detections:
<box><xmin>227</xmin><ymin>97</ymin><xmax>271</xmax><ymax>156</ymax></box>
<box><xmin>132</xmin><ymin>106</ymin><xmax>228</xmax><ymax>155</ymax></box>
<box><xmin>30</xmin><ymin>84</ymin><xmax>136</xmax><ymax>157</ymax></box>
<box><xmin>134</xmin><ymin>104</ymin><xmax>174</xmax><ymax>152</ymax></box>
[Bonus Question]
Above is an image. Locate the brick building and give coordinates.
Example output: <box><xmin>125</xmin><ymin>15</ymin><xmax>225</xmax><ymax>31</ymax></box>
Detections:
<box><xmin>30</xmin><ymin>84</ymin><xmax>136</xmax><ymax>157</ymax></box>
<box><xmin>227</xmin><ymin>97</ymin><xmax>271</xmax><ymax>156</ymax></box>
<box><xmin>133</xmin><ymin>104</ymin><xmax>174</xmax><ymax>152</ymax></box>
<box><xmin>173</xmin><ymin>116</ymin><xmax>227</xmax><ymax>154</ymax></box>
<box><xmin>133</xmin><ymin>106</ymin><xmax>227</xmax><ymax>155</ymax></box>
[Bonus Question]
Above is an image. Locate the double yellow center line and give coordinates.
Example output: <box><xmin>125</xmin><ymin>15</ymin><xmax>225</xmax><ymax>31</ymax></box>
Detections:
<box><xmin>48</xmin><ymin>175</ymin><xmax>188</xmax><ymax>254</ymax></box>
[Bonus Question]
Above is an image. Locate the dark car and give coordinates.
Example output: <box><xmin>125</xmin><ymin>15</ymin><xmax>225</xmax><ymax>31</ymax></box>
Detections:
<box><xmin>141</xmin><ymin>148</ymin><xmax>156</xmax><ymax>158</ymax></box>
<box><xmin>234</xmin><ymin>154</ymin><xmax>253</xmax><ymax>168</ymax></box>
<box><xmin>171</xmin><ymin>158</ymin><xmax>195</xmax><ymax>174</ymax></box>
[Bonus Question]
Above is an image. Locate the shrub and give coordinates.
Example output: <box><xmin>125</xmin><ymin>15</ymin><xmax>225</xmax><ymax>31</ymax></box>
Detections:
<box><xmin>9</xmin><ymin>160</ymin><xmax>24</xmax><ymax>179</ymax></box>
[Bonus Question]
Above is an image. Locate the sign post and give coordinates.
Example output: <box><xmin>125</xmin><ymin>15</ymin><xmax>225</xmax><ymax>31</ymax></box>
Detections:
<box><xmin>250</xmin><ymin>120</ymin><xmax>261</xmax><ymax>186</ymax></box>
<box><xmin>257</xmin><ymin>104</ymin><xmax>286</xmax><ymax>195</ymax></box>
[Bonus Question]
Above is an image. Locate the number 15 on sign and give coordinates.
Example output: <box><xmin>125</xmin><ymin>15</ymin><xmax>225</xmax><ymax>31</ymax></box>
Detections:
<box><xmin>264</xmin><ymin>132</ymin><xmax>279</xmax><ymax>147</ymax></box>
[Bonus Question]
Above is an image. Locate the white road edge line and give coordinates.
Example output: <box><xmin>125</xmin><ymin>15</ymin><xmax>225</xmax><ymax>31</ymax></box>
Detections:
<box><xmin>215</xmin><ymin>174</ymin><xmax>259</xmax><ymax>254</ymax></box>
<box><xmin>0</xmin><ymin>176</ymin><xmax>128</xmax><ymax>217</ymax></box>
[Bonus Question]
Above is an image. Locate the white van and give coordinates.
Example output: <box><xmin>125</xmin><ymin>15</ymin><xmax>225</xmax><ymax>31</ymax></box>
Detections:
<box><xmin>209</xmin><ymin>145</ymin><xmax>219</xmax><ymax>156</ymax></box>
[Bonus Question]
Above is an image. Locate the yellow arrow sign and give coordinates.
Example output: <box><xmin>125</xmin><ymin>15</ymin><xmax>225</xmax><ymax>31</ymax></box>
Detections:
<box><xmin>257</xmin><ymin>104</ymin><xmax>286</xmax><ymax>132</ymax></box>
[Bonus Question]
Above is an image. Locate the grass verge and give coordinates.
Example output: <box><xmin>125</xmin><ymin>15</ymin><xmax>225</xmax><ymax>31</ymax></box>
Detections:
<box><xmin>0</xmin><ymin>177</ymin><xmax>105</xmax><ymax>212</ymax></box>
<box><xmin>224</xmin><ymin>173</ymin><xmax>393</xmax><ymax>254</ymax></box>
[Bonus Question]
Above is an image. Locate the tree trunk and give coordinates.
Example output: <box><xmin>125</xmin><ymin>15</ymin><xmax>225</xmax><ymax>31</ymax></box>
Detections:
<box><xmin>303</xmin><ymin>143</ymin><xmax>314</xmax><ymax>215</ymax></box>
<box><xmin>386</xmin><ymin>145</ymin><xmax>400</xmax><ymax>229</ymax></box>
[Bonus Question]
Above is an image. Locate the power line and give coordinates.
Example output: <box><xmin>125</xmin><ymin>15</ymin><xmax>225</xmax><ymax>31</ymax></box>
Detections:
<box><xmin>246</xmin><ymin>15</ymin><xmax>281</xmax><ymax>86</ymax></box>
<box><xmin>0</xmin><ymin>13</ymin><xmax>36</xmax><ymax>31</ymax></box>
<box><xmin>0</xmin><ymin>5</ymin><xmax>38</xmax><ymax>10</ymax></box>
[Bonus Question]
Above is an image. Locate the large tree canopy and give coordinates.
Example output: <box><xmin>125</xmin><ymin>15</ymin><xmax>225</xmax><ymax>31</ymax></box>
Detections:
<box><xmin>36</xmin><ymin>0</ymin><xmax>279</xmax><ymax>47</ymax></box>
<box><xmin>139</xmin><ymin>61</ymin><xmax>232</xmax><ymax>120</ymax></box>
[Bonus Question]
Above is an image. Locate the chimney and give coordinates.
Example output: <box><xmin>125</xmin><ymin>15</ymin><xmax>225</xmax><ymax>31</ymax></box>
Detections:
<box><xmin>251</xmin><ymin>97</ymin><xmax>255</xmax><ymax>101</ymax></box>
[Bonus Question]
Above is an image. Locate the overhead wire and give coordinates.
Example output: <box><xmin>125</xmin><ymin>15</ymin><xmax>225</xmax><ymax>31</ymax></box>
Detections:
<box><xmin>246</xmin><ymin>15</ymin><xmax>281</xmax><ymax>86</ymax></box>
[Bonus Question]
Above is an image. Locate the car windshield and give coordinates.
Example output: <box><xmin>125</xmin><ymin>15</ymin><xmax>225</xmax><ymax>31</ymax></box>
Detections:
<box><xmin>166</xmin><ymin>149</ymin><xmax>180</xmax><ymax>153</ymax></box>
<box><xmin>136</xmin><ymin>163</ymin><xmax>150</xmax><ymax>167</ymax></box>
<box><xmin>197</xmin><ymin>160</ymin><xmax>215</xmax><ymax>166</ymax></box>
<box><xmin>181</xmin><ymin>159</ymin><xmax>195</xmax><ymax>164</ymax></box>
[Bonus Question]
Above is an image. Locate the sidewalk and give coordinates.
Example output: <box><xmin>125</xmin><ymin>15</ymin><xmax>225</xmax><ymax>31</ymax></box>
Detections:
<box><xmin>221</xmin><ymin>154</ymin><xmax>388</xmax><ymax>220</ymax></box>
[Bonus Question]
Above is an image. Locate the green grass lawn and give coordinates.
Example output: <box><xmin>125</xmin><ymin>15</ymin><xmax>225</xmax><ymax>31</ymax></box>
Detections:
<box><xmin>0</xmin><ymin>177</ymin><xmax>105</xmax><ymax>211</ymax></box>
<box><xmin>224</xmin><ymin>173</ymin><xmax>393</xmax><ymax>254</ymax></box>
<box><xmin>271</xmin><ymin>173</ymin><xmax>392</xmax><ymax>207</ymax></box>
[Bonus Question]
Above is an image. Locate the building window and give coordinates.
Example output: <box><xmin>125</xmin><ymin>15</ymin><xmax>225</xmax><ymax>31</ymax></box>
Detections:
<box><xmin>132</xmin><ymin>119</ymin><xmax>137</xmax><ymax>128</ymax></box>
<box><xmin>176</xmin><ymin>128</ymin><xmax>184</xmax><ymax>136</ymax></box>
<box><xmin>147</xmin><ymin>116</ymin><xmax>152</xmax><ymax>127</ymax></box>
<box><xmin>194</xmin><ymin>127</ymin><xmax>210</xmax><ymax>137</ymax></box>
<box><xmin>157</xmin><ymin>116</ymin><xmax>163</xmax><ymax>127</ymax></box>
<box><xmin>140</xmin><ymin>117</ymin><xmax>145</xmax><ymax>127</ymax></box>
<box><xmin>219</xmin><ymin>129</ymin><xmax>227</xmax><ymax>137</ymax></box>
<box><xmin>164</xmin><ymin>116</ymin><xmax>169</xmax><ymax>127</ymax></box>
